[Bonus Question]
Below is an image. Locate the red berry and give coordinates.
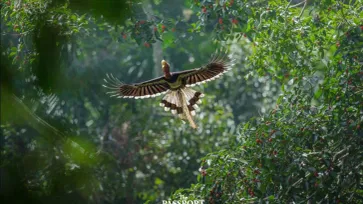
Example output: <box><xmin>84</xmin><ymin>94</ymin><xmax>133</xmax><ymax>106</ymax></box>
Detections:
<box><xmin>360</xmin><ymin>25</ymin><xmax>363</xmax><ymax>31</ymax></box>
<box><xmin>199</xmin><ymin>167</ymin><xmax>207</xmax><ymax>176</ymax></box>
<box><xmin>171</xmin><ymin>27</ymin><xmax>176</xmax><ymax>32</ymax></box>
<box><xmin>122</xmin><ymin>34</ymin><xmax>127</xmax><ymax>39</ymax></box>
<box><xmin>219</xmin><ymin>18</ymin><xmax>223</xmax><ymax>24</ymax></box>
<box><xmin>202</xmin><ymin>7</ymin><xmax>207</xmax><ymax>13</ymax></box>
<box><xmin>144</xmin><ymin>42</ymin><xmax>150</xmax><ymax>48</ymax></box>
<box><xmin>256</xmin><ymin>139</ymin><xmax>262</xmax><ymax>144</ymax></box>
<box><xmin>336</xmin><ymin>41</ymin><xmax>340</xmax><ymax>47</ymax></box>
<box><xmin>232</xmin><ymin>18</ymin><xmax>238</xmax><ymax>24</ymax></box>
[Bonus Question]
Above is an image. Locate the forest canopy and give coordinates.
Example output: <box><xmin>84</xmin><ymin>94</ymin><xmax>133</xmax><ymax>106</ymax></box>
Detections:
<box><xmin>1</xmin><ymin>0</ymin><xmax>362</xmax><ymax>203</ymax></box>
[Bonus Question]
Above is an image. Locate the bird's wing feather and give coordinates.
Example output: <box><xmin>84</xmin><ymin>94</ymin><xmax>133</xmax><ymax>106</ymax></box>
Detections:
<box><xmin>103</xmin><ymin>74</ymin><xmax>170</xmax><ymax>99</ymax></box>
<box><xmin>173</xmin><ymin>53</ymin><xmax>234</xmax><ymax>87</ymax></box>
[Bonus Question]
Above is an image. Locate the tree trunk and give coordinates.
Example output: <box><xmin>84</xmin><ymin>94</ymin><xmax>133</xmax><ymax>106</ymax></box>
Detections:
<box><xmin>142</xmin><ymin>0</ymin><xmax>162</xmax><ymax>78</ymax></box>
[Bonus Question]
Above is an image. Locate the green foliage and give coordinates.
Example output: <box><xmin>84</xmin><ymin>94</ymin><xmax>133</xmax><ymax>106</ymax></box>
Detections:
<box><xmin>1</xmin><ymin>0</ymin><xmax>362</xmax><ymax>203</ymax></box>
<box><xmin>171</xmin><ymin>0</ymin><xmax>363</xmax><ymax>203</ymax></box>
<box><xmin>1</xmin><ymin>0</ymin><xmax>245</xmax><ymax>203</ymax></box>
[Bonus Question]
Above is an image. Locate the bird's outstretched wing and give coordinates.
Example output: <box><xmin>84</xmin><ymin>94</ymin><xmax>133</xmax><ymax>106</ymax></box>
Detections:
<box><xmin>103</xmin><ymin>74</ymin><xmax>170</xmax><ymax>99</ymax></box>
<box><xmin>174</xmin><ymin>52</ymin><xmax>234</xmax><ymax>87</ymax></box>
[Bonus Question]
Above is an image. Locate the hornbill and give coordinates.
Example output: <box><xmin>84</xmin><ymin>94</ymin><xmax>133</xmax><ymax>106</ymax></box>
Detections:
<box><xmin>103</xmin><ymin>52</ymin><xmax>234</xmax><ymax>129</ymax></box>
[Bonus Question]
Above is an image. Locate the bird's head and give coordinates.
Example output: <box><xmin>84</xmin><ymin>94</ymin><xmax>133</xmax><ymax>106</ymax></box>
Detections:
<box><xmin>161</xmin><ymin>60</ymin><xmax>169</xmax><ymax>68</ymax></box>
<box><xmin>161</xmin><ymin>60</ymin><xmax>170</xmax><ymax>72</ymax></box>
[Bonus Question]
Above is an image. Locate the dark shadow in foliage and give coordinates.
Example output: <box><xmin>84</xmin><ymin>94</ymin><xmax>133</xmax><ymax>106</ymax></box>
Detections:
<box><xmin>66</xmin><ymin>0</ymin><xmax>134</xmax><ymax>23</ymax></box>
<box><xmin>0</xmin><ymin>0</ymin><xmax>134</xmax><ymax>203</ymax></box>
<box><xmin>0</xmin><ymin>54</ymin><xmax>13</xmax><ymax>91</ymax></box>
<box><xmin>33</xmin><ymin>23</ymin><xmax>65</xmax><ymax>93</ymax></box>
<box><xmin>30</xmin><ymin>0</ymin><xmax>135</xmax><ymax>92</ymax></box>
<box><xmin>1</xmin><ymin>0</ymin><xmax>134</xmax><ymax>93</ymax></box>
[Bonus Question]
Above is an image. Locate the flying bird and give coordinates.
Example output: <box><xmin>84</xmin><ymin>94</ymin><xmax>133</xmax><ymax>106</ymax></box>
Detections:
<box><xmin>103</xmin><ymin>52</ymin><xmax>234</xmax><ymax>129</ymax></box>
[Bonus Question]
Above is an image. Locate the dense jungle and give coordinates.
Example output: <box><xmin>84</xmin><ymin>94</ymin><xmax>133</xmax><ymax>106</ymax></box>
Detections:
<box><xmin>1</xmin><ymin>0</ymin><xmax>362</xmax><ymax>203</ymax></box>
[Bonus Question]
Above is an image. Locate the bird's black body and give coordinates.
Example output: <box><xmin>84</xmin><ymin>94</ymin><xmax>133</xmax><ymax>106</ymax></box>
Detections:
<box><xmin>165</xmin><ymin>73</ymin><xmax>180</xmax><ymax>83</ymax></box>
<box><xmin>103</xmin><ymin>52</ymin><xmax>234</xmax><ymax>128</ymax></box>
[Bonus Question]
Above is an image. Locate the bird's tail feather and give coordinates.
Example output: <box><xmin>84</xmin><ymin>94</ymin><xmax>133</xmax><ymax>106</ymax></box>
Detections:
<box><xmin>178</xmin><ymin>90</ymin><xmax>197</xmax><ymax>129</ymax></box>
<box><xmin>159</xmin><ymin>87</ymin><xmax>204</xmax><ymax>129</ymax></box>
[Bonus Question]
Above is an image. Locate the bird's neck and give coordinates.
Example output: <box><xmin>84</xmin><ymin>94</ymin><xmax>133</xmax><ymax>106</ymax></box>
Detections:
<box><xmin>163</xmin><ymin>67</ymin><xmax>172</xmax><ymax>79</ymax></box>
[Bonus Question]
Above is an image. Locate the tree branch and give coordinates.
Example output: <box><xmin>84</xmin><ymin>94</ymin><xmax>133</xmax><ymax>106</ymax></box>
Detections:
<box><xmin>298</xmin><ymin>0</ymin><xmax>307</xmax><ymax>19</ymax></box>
<box><xmin>2</xmin><ymin>88</ymin><xmax>95</xmax><ymax>158</ymax></box>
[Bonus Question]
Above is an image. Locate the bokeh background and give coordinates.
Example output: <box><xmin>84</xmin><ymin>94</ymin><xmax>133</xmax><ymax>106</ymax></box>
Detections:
<box><xmin>1</xmin><ymin>0</ymin><xmax>274</xmax><ymax>203</ymax></box>
<box><xmin>1</xmin><ymin>0</ymin><xmax>362</xmax><ymax>203</ymax></box>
